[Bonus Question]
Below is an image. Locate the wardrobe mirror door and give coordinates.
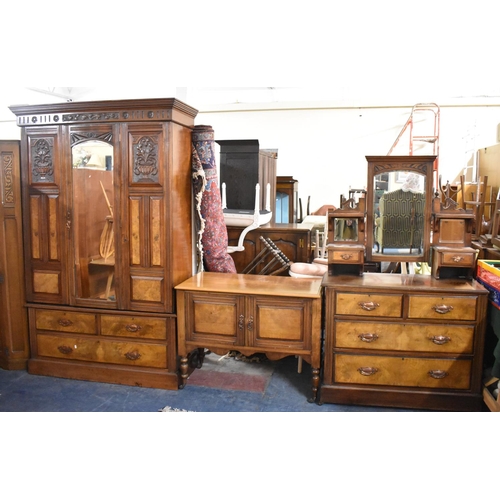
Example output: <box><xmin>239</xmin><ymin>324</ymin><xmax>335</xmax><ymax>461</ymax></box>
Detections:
<box><xmin>71</xmin><ymin>140</ymin><xmax>116</xmax><ymax>302</ymax></box>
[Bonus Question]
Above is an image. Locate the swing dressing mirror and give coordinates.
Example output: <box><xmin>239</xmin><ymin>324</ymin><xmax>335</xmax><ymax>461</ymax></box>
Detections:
<box><xmin>365</xmin><ymin>156</ymin><xmax>436</xmax><ymax>263</ymax></box>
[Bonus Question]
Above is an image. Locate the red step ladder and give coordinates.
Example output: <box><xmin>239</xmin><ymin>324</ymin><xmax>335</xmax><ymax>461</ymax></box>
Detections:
<box><xmin>388</xmin><ymin>103</ymin><xmax>440</xmax><ymax>187</ymax></box>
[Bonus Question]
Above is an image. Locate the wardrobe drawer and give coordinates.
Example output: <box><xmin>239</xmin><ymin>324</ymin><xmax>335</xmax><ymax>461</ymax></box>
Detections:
<box><xmin>336</xmin><ymin>292</ymin><xmax>403</xmax><ymax>317</ymax></box>
<box><xmin>36</xmin><ymin>334</ymin><xmax>168</xmax><ymax>369</ymax></box>
<box><xmin>35</xmin><ymin>309</ymin><xmax>97</xmax><ymax>335</ymax></box>
<box><xmin>101</xmin><ymin>315</ymin><xmax>167</xmax><ymax>340</ymax></box>
<box><xmin>334</xmin><ymin>354</ymin><xmax>472</xmax><ymax>389</ymax></box>
<box><xmin>408</xmin><ymin>295</ymin><xmax>477</xmax><ymax>321</ymax></box>
<box><xmin>335</xmin><ymin>321</ymin><xmax>475</xmax><ymax>354</ymax></box>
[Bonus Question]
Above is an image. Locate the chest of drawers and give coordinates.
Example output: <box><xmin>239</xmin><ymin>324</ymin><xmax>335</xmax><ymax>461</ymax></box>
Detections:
<box><xmin>321</xmin><ymin>273</ymin><xmax>489</xmax><ymax>411</ymax></box>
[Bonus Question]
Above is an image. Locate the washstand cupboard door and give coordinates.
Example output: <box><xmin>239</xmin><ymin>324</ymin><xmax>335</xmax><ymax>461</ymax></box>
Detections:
<box><xmin>246</xmin><ymin>295</ymin><xmax>313</xmax><ymax>351</ymax></box>
<box><xmin>182</xmin><ymin>291</ymin><xmax>313</xmax><ymax>352</ymax></box>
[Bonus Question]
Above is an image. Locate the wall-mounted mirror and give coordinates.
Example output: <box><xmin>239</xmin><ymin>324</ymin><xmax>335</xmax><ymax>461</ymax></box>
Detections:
<box><xmin>71</xmin><ymin>138</ymin><xmax>115</xmax><ymax>302</ymax></box>
<box><xmin>366</xmin><ymin>156</ymin><xmax>436</xmax><ymax>263</ymax></box>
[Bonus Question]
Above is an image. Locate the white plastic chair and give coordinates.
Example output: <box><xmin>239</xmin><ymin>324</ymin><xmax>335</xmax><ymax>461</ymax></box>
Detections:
<box><xmin>222</xmin><ymin>183</ymin><xmax>272</xmax><ymax>254</ymax></box>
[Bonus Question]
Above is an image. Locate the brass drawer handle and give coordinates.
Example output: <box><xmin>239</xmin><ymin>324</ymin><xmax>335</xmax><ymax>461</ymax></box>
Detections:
<box><xmin>430</xmin><ymin>335</ymin><xmax>451</xmax><ymax>345</ymax></box>
<box><xmin>341</xmin><ymin>254</ymin><xmax>353</xmax><ymax>261</ymax></box>
<box><xmin>429</xmin><ymin>370</ymin><xmax>448</xmax><ymax>379</ymax></box>
<box><xmin>358</xmin><ymin>367</ymin><xmax>379</xmax><ymax>376</ymax></box>
<box><xmin>432</xmin><ymin>304</ymin><xmax>454</xmax><ymax>315</ymax></box>
<box><xmin>125</xmin><ymin>324</ymin><xmax>142</xmax><ymax>333</ymax></box>
<box><xmin>359</xmin><ymin>333</ymin><xmax>379</xmax><ymax>343</ymax></box>
<box><xmin>58</xmin><ymin>345</ymin><xmax>73</xmax><ymax>355</ymax></box>
<box><xmin>358</xmin><ymin>301</ymin><xmax>380</xmax><ymax>312</ymax></box>
<box><xmin>58</xmin><ymin>319</ymin><xmax>73</xmax><ymax>327</ymax></box>
<box><xmin>125</xmin><ymin>351</ymin><xmax>141</xmax><ymax>361</ymax></box>
<box><xmin>452</xmin><ymin>256</ymin><xmax>464</xmax><ymax>263</ymax></box>
<box><xmin>238</xmin><ymin>315</ymin><xmax>245</xmax><ymax>332</ymax></box>
<box><xmin>247</xmin><ymin>316</ymin><xmax>254</xmax><ymax>332</ymax></box>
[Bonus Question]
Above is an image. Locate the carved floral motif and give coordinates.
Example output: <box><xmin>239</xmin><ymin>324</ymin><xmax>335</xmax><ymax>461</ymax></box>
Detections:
<box><xmin>133</xmin><ymin>136</ymin><xmax>158</xmax><ymax>182</ymax></box>
<box><xmin>32</xmin><ymin>138</ymin><xmax>54</xmax><ymax>182</ymax></box>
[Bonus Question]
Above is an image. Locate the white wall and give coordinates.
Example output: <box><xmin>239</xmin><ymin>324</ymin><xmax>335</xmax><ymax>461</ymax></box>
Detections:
<box><xmin>196</xmin><ymin>102</ymin><xmax>500</xmax><ymax>212</ymax></box>
<box><xmin>2</xmin><ymin>88</ymin><xmax>499</xmax><ymax>213</ymax></box>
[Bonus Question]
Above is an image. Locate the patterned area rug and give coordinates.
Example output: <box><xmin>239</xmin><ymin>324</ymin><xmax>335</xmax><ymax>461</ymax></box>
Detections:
<box><xmin>185</xmin><ymin>350</ymin><xmax>275</xmax><ymax>393</ymax></box>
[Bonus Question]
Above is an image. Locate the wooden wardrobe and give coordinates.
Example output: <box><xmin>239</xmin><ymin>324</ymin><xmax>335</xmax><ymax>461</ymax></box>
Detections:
<box><xmin>9</xmin><ymin>99</ymin><xmax>198</xmax><ymax>389</ymax></box>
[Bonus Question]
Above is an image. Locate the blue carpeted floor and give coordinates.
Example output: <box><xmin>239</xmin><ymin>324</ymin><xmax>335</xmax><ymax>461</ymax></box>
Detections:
<box><xmin>0</xmin><ymin>354</ymin><xmax>413</xmax><ymax>412</ymax></box>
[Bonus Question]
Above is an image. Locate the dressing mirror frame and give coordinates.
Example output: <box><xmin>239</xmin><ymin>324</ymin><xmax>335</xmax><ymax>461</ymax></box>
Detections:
<box><xmin>365</xmin><ymin>155</ymin><xmax>436</xmax><ymax>263</ymax></box>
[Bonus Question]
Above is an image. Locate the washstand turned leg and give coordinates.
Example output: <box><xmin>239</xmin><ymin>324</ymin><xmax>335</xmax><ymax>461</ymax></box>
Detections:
<box><xmin>179</xmin><ymin>356</ymin><xmax>189</xmax><ymax>389</ymax></box>
<box><xmin>308</xmin><ymin>367</ymin><xmax>321</xmax><ymax>403</ymax></box>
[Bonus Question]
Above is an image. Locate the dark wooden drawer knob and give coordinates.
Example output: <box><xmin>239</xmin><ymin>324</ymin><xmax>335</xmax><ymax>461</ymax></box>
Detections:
<box><xmin>58</xmin><ymin>319</ymin><xmax>73</xmax><ymax>327</ymax></box>
<box><xmin>58</xmin><ymin>345</ymin><xmax>73</xmax><ymax>355</ymax></box>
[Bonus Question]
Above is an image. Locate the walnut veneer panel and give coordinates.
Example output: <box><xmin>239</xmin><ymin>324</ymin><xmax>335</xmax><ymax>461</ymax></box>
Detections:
<box><xmin>36</xmin><ymin>334</ymin><xmax>168</xmax><ymax>369</ymax></box>
<box><xmin>408</xmin><ymin>295</ymin><xmax>477</xmax><ymax>321</ymax></box>
<box><xmin>101</xmin><ymin>315</ymin><xmax>167</xmax><ymax>340</ymax></box>
<box><xmin>335</xmin><ymin>320</ymin><xmax>475</xmax><ymax>354</ymax></box>
<box><xmin>35</xmin><ymin>309</ymin><xmax>97</xmax><ymax>334</ymax></box>
<box><xmin>334</xmin><ymin>354</ymin><xmax>472</xmax><ymax>390</ymax></box>
<box><xmin>336</xmin><ymin>292</ymin><xmax>403</xmax><ymax>317</ymax></box>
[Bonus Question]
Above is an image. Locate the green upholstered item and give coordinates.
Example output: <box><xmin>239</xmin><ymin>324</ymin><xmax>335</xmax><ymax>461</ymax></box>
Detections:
<box><xmin>375</xmin><ymin>189</ymin><xmax>425</xmax><ymax>253</ymax></box>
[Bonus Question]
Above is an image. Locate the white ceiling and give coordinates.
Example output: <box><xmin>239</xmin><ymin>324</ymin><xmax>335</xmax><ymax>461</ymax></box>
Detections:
<box><xmin>4</xmin><ymin>85</ymin><xmax>500</xmax><ymax>114</ymax></box>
